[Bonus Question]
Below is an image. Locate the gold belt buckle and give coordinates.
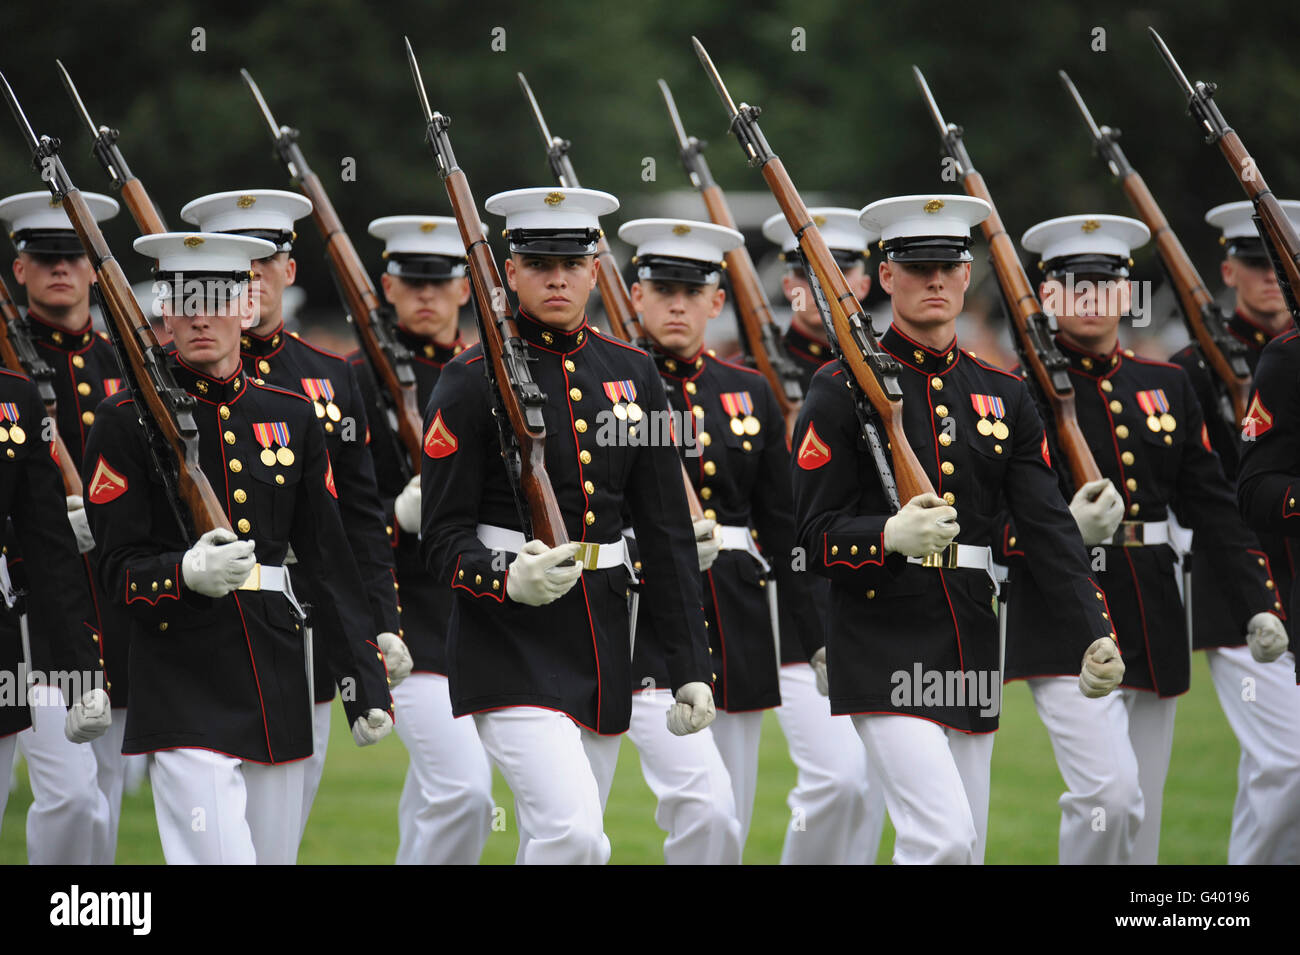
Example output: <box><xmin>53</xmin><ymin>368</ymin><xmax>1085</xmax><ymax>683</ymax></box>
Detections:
<box><xmin>238</xmin><ymin>562</ymin><xmax>262</xmax><ymax>591</ymax></box>
<box><xmin>1116</xmin><ymin>522</ymin><xmax>1143</xmax><ymax>547</ymax></box>
<box><xmin>920</xmin><ymin>545</ymin><xmax>958</xmax><ymax>569</ymax></box>
<box><xmin>573</xmin><ymin>542</ymin><xmax>600</xmax><ymax>571</ymax></box>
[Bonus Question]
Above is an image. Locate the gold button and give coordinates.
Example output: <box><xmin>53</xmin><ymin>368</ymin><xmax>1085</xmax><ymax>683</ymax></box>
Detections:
<box><xmin>164</xmin><ymin>579</ymin><xmax>173</xmax><ymax>589</ymax></box>
<box><xmin>92</xmin><ymin>634</ymin><xmax>99</xmax><ymax>643</ymax></box>
<box><xmin>569</xmin><ymin>387</ymin><xmax>582</xmax><ymax>401</ymax></box>
<box><xmin>1096</xmin><ymin>591</ymin><xmax>1104</xmax><ymax>600</ymax></box>
<box><xmin>325</xmin><ymin>422</ymin><xmax>334</xmax><ymax>433</ymax></box>
<box><xmin>385</xmin><ymin>526</ymin><xmax>393</xmax><ymax>535</ymax></box>
<box><xmin>742</xmin><ymin>440</ymin><xmax>752</xmax><ymax>451</ymax></box>
<box><xmin>1100</xmin><ymin>380</ymin><xmax>1113</xmax><ymax>393</ymax></box>
<box><xmin>458</xmin><ymin>570</ymin><xmax>464</xmax><ymax>579</ymax></box>
<box><xmin>941</xmin><ymin>461</ymin><xmax>955</xmax><ymax>475</ymax></box>
<box><xmin>1266</xmin><ymin>580</ymin><xmax>1275</xmax><ymax>590</ymax></box>
<box><xmin>1109</xmin><ymin>400</ymin><xmax>1122</xmax><ymax>414</ymax></box>
<box><xmin>692</xmin><ymin>406</ymin><xmax>704</xmax><ymax>419</ymax></box>
<box><xmin>685</xmin><ymin>382</ymin><xmax>697</xmax><ymax>395</ymax></box>
<box><xmin>1081</xmin><ymin>357</ymin><xmax>1094</xmax><ymax>370</ymax></box>
<box><xmin>130</xmin><ymin>582</ymin><xmax>137</xmax><ymax>593</ymax></box>
<box><xmin>230</xmin><ymin>459</ymin><xmax>242</xmax><ymax>473</ymax></box>
<box><xmin>700</xmin><ymin>487</ymin><xmax>712</xmax><ymax>500</ymax></box>
<box><xmin>258</xmin><ymin>360</ymin><xmax>271</xmax><ymax>374</ymax></box>
<box><xmin>580</xmin><ymin>450</ymin><xmax>592</xmax><ymax>465</ymax></box>
<box><xmin>1009</xmin><ymin>536</ymin><xmax>1017</xmax><ymax>547</ymax></box>
<box><xmin>699</xmin><ymin>432</ymin><xmax>711</xmax><ymax>446</ymax></box>
<box><xmin>850</xmin><ymin>545</ymin><xmax>858</xmax><ymax>555</ymax></box>
<box><xmin>665</xmin><ymin>359</ymin><xmax>678</xmax><ymax>372</ymax></box>
<box><xmin>1116</xmin><ymin>425</ymin><xmax>1129</xmax><ymax>439</ymax></box>
<box><xmin>237</xmin><ymin>518</ymin><xmax>251</xmax><ymax>533</ymax></box>
<box><xmin>159</xmin><ymin>623</ymin><xmax>168</xmax><ymax>632</ymax></box>
<box><xmin>5</xmin><ymin>449</ymin><xmax>11</xmax><ymax>459</ymax></box>
<box><xmin>866</xmin><ymin>590</ymin><xmax>876</xmax><ymax>599</ymax></box>
<box><xmin>82</xmin><ymin>410</ymin><xmax>95</xmax><ymax>425</ymax></box>
<box><xmin>1121</xmin><ymin>451</ymin><xmax>1135</xmax><ymax>465</ymax></box>
<box><xmin>224</xmin><ymin>430</ymin><xmax>236</xmax><ymax>445</ymax></box>
<box><xmin>1163</xmin><ymin>435</ymin><xmax>1172</xmax><ymax>445</ymax></box>
<box><xmin>870</xmin><ymin>545</ymin><xmax>877</xmax><ymax>555</ymax></box>
<box><xmin>77</xmin><ymin>382</ymin><xmax>91</xmax><ymax>396</ymax></box>
<box><xmin>72</xmin><ymin>355</ymin><xmax>85</xmax><ymax>368</ymax></box>
<box><xmin>1277</xmin><ymin>602</ymin><xmax>1284</xmax><ymax>611</ymax></box>
<box><xmin>275</xmin><ymin>475</ymin><xmax>284</xmax><ymax>485</ymax></box>
<box><xmin>913</xmin><ymin>349</ymin><xmax>925</xmax><ymax>363</ymax></box>
<box><xmin>943</xmin><ymin>492</ymin><xmax>955</xmax><ymax>505</ymax></box>
<box><xmin>935</xmin><ymin>405</ymin><xmax>949</xmax><ymax>417</ymax></box>
<box><xmin>584</xmin><ymin>480</ymin><xmax>594</xmax><ymax>494</ymax></box>
<box><xmin>994</xmin><ymin>444</ymin><xmax>1003</xmax><ymax>454</ymax></box>
<box><xmin>634</xmin><ymin>561</ymin><xmax>642</xmax><ymax>572</ymax></box>
<box><xmin>831</xmin><ymin>545</ymin><xmax>839</xmax><ymax>556</ymax></box>
<box><xmin>564</xmin><ymin>359</ymin><xmax>576</xmax><ymax>372</ymax></box>
<box><xmin>492</xmin><ymin>580</ymin><xmax>500</xmax><ymax>590</ymax></box>
<box><xmin>931</xmin><ymin>377</ymin><xmax>943</xmax><ymax>391</ymax></box>
<box><xmin>1126</xmin><ymin>478</ymin><xmax>1137</xmax><ymax>492</ymax></box>
<box><xmin>939</xmin><ymin>433</ymin><xmax>953</xmax><ymax>446</ymax></box>
<box><xmin>98</xmin><ymin>657</ymin><xmax>104</xmax><ymax>666</ymax></box>
<box><xmin>575</xmin><ymin>419</ymin><xmax>588</xmax><ymax>433</ymax></box>
<box><xmin>585</xmin><ymin>511</ymin><xmax>596</xmax><ymax>525</ymax></box>
<box><xmin>219</xmin><ymin>405</ymin><xmax>231</xmax><ymax>420</ymax></box>
<box><xmin>703</xmin><ymin>461</ymin><xmax>716</xmax><ymax>476</ymax></box>
<box><xmin>151</xmin><ymin>581</ymin><xmax>158</xmax><ymax>592</ymax></box>
<box><xmin>704</xmin><ymin>508</ymin><xmax>716</xmax><ymax>521</ymax></box>
<box><xmin>1129</xmin><ymin>503</ymin><xmax>1140</xmax><ymax>516</ymax></box>
<box><xmin>1258</xmin><ymin>557</ymin><xmax>1266</xmax><ymax>566</ymax></box>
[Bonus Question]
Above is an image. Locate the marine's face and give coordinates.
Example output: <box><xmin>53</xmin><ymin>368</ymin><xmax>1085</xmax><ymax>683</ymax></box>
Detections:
<box><xmin>248</xmin><ymin>250</ymin><xmax>296</xmax><ymax>331</ymax></box>
<box><xmin>1040</xmin><ymin>274</ymin><xmax>1130</xmax><ymax>342</ymax></box>
<box><xmin>631</xmin><ymin>278</ymin><xmax>724</xmax><ymax>357</ymax></box>
<box><xmin>505</xmin><ymin>253</ymin><xmax>598</xmax><ymax>330</ymax></box>
<box><xmin>163</xmin><ymin>280</ymin><xmax>254</xmax><ymax>369</ymax></box>
<box><xmin>12</xmin><ymin>251</ymin><xmax>94</xmax><ymax>314</ymax></box>
<box><xmin>1223</xmin><ymin>255</ymin><xmax>1286</xmax><ymax>320</ymax></box>
<box><xmin>381</xmin><ymin>272</ymin><xmax>469</xmax><ymax>342</ymax></box>
<box><xmin>879</xmin><ymin>259</ymin><xmax>969</xmax><ymax>327</ymax></box>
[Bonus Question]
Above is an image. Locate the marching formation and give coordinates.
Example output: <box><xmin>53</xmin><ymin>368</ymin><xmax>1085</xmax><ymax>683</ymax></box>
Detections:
<box><xmin>0</xmin><ymin>29</ymin><xmax>1297</xmax><ymax>866</ymax></box>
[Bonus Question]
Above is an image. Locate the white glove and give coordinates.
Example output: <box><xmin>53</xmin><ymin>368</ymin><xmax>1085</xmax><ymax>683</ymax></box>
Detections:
<box><xmin>1079</xmin><ymin>636</ymin><xmax>1125</xmax><ymax>698</ymax></box>
<box><xmin>393</xmin><ymin>476</ymin><xmax>421</xmax><ymax>535</ymax></box>
<box><xmin>66</xmin><ymin>495</ymin><xmax>95</xmax><ymax>554</ymax></box>
<box><xmin>64</xmin><ymin>688</ymin><xmax>111</xmax><ymax>743</ymax></box>
<box><xmin>1246</xmin><ymin>612</ymin><xmax>1289</xmax><ymax>664</ymax></box>
<box><xmin>666</xmin><ymin>681</ymin><xmax>716</xmax><ymax>736</ymax></box>
<box><xmin>1069</xmin><ymin>478</ymin><xmax>1125</xmax><ymax>546</ymax></box>
<box><xmin>693</xmin><ymin>518</ymin><xmax>721</xmax><ymax>572</ymax></box>
<box><xmin>181</xmin><ymin>528</ymin><xmax>257</xmax><ymax>598</ymax></box>
<box><xmin>883</xmin><ymin>493</ymin><xmax>959</xmax><ymax>558</ymax></box>
<box><xmin>810</xmin><ymin>647</ymin><xmax>829</xmax><ymax>696</ymax></box>
<box><xmin>351</xmin><ymin>708</ymin><xmax>393</xmax><ymax>746</ymax></box>
<box><xmin>505</xmin><ymin>540</ymin><xmax>582</xmax><ymax>607</ymax></box>
<box><xmin>377</xmin><ymin>631</ymin><xmax>413</xmax><ymax>686</ymax></box>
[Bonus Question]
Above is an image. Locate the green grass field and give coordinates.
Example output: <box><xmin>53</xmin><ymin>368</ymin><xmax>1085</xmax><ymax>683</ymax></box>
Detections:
<box><xmin>2</xmin><ymin>655</ymin><xmax>1240</xmax><ymax>864</ymax></box>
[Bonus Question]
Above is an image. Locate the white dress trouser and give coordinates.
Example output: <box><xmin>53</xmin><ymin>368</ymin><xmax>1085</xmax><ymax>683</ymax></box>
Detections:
<box><xmin>625</xmin><ymin>688</ymin><xmax>742</xmax><ymax>864</ymax></box>
<box><xmin>1205</xmin><ymin>646</ymin><xmax>1300</xmax><ymax>864</ymax></box>
<box><xmin>17</xmin><ymin>684</ymin><xmax>110</xmax><ymax>864</ymax></box>
<box><xmin>298</xmin><ymin>700</ymin><xmax>332</xmax><ymax>841</ymax></box>
<box><xmin>708</xmin><ymin>709</ymin><xmax>764</xmax><ymax>854</ymax></box>
<box><xmin>776</xmin><ymin>663</ymin><xmax>885</xmax><ymax>864</ymax></box>
<box><xmin>392</xmin><ymin>672</ymin><xmax>494</xmax><ymax>865</ymax></box>
<box><xmin>90</xmin><ymin>713</ymin><xmax>129</xmax><ymax>864</ymax></box>
<box><xmin>1120</xmin><ymin>689</ymin><xmax>1177</xmax><ymax>864</ymax></box>
<box><xmin>151</xmin><ymin>747</ymin><xmax>305</xmax><ymax>864</ymax></box>
<box><xmin>473</xmin><ymin>707</ymin><xmax>621</xmax><ymax>865</ymax></box>
<box><xmin>1028</xmin><ymin>676</ymin><xmax>1144</xmax><ymax>864</ymax></box>
<box><xmin>853</xmin><ymin>713</ymin><xmax>994</xmax><ymax>865</ymax></box>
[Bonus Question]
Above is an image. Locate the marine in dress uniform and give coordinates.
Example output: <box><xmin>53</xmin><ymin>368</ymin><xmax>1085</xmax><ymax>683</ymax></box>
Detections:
<box><xmin>1167</xmin><ymin>200</ymin><xmax>1300</xmax><ymax>865</ymax></box>
<box><xmin>0</xmin><ymin>367</ymin><xmax>111</xmax><ymax>847</ymax></box>
<box><xmin>83</xmin><ymin>232</ymin><xmax>393</xmax><ymax>864</ymax></box>
<box><xmin>180</xmin><ymin>190</ymin><xmax>409</xmax><ymax>837</ymax></box>
<box><xmin>1008</xmin><ymin>214</ymin><xmax>1285</xmax><ymax>865</ymax></box>
<box><xmin>349</xmin><ymin>214</ymin><xmax>492</xmax><ymax>865</ymax></box>
<box><xmin>791</xmin><ymin>196</ymin><xmax>1124</xmax><ymax>865</ymax></box>
<box><xmin>0</xmin><ymin>190</ymin><xmax>121</xmax><ymax>863</ymax></box>
<box><xmin>764</xmin><ymin>208</ymin><xmax>886</xmax><ymax>865</ymax></box>
<box><xmin>420</xmin><ymin>188</ymin><xmax>715</xmax><ymax>865</ymax></box>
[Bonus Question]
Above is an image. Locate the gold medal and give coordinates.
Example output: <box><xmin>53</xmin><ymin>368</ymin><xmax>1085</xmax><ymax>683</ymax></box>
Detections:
<box><xmin>976</xmin><ymin>417</ymin><xmax>994</xmax><ymax>436</ymax></box>
<box><xmin>0</xmin><ymin>426</ymin><xmax>9</xmax><ymax>442</ymax></box>
<box><xmin>1146</xmin><ymin>415</ymin><xmax>1161</xmax><ymax>433</ymax></box>
<box><xmin>1159</xmin><ymin>413</ymin><xmax>1176</xmax><ymax>432</ymax></box>
<box><xmin>9</xmin><ymin>425</ymin><xmax>24</xmax><ymax>445</ymax></box>
<box><xmin>730</xmin><ymin>417</ymin><xmax>746</xmax><ymax>436</ymax></box>
<box><xmin>612</xmin><ymin>402</ymin><xmax>627</xmax><ymax>420</ymax></box>
<box><xmin>260</xmin><ymin>448</ymin><xmax>277</xmax><ymax>467</ymax></box>
<box><xmin>326</xmin><ymin>401</ymin><xmax>342</xmax><ymax>422</ymax></box>
<box><xmin>991</xmin><ymin>420</ymin><xmax>1009</xmax><ymax>441</ymax></box>
<box><xmin>276</xmin><ymin>446</ymin><xmax>295</xmax><ymax>466</ymax></box>
<box><xmin>313</xmin><ymin>401</ymin><xmax>325</xmax><ymax>419</ymax></box>
<box><xmin>626</xmin><ymin>402</ymin><xmax>643</xmax><ymax>423</ymax></box>
<box><xmin>742</xmin><ymin>415</ymin><xmax>760</xmax><ymax>436</ymax></box>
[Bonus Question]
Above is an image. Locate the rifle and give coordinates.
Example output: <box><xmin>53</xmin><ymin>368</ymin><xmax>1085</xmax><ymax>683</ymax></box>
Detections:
<box><xmin>658</xmin><ymin>78</ymin><xmax>804</xmax><ymax>433</ymax></box>
<box><xmin>404</xmin><ymin>39</ymin><xmax>568</xmax><ymax>547</ymax></box>
<box><xmin>1060</xmin><ymin>69</ymin><xmax>1252</xmax><ymax>427</ymax></box>
<box><xmin>240</xmin><ymin>68</ymin><xmax>424</xmax><ymax>480</ymax></box>
<box><xmin>913</xmin><ymin>66</ymin><xmax>1102</xmax><ymax>489</ymax></box>
<box><xmin>0</xmin><ymin>273</ymin><xmax>81</xmax><ymax>494</ymax></box>
<box><xmin>0</xmin><ymin>70</ymin><xmax>229</xmax><ymax>539</ymax></box>
<box><xmin>55</xmin><ymin>60</ymin><xmax>168</xmax><ymax>235</ymax></box>
<box><xmin>1149</xmin><ymin>28</ymin><xmax>1300</xmax><ymax>324</ymax></box>
<box><xmin>692</xmin><ymin>38</ymin><xmax>932</xmax><ymax>508</ymax></box>
<box><xmin>516</xmin><ymin>73</ymin><xmax>705</xmax><ymax>522</ymax></box>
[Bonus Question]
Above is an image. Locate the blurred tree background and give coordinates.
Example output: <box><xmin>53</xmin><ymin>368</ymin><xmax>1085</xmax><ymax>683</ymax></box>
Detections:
<box><xmin>2</xmin><ymin>0</ymin><xmax>1298</xmax><ymax>350</ymax></box>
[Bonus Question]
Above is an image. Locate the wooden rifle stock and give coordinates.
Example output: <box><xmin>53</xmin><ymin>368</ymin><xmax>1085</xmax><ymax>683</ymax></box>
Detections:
<box><xmin>118</xmin><ymin>178</ymin><xmax>166</xmax><ymax>236</ymax></box>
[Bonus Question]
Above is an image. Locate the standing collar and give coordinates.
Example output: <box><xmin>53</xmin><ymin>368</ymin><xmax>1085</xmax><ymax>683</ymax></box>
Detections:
<box><xmin>25</xmin><ymin>311</ymin><xmax>97</xmax><ymax>351</ymax></box>
<box><xmin>650</xmin><ymin>343</ymin><xmax>707</xmax><ymax>379</ymax></box>
<box><xmin>784</xmin><ymin>322</ymin><xmax>830</xmax><ymax>361</ymax></box>
<box><xmin>514</xmin><ymin>309</ymin><xmax>590</xmax><ymax>352</ymax></box>
<box><xmin>396</xmin><ymin>324</ymin><xmax>465</xmax><ymax>363</ymax></box>
<box><xmin>881</xmin><ymin>323</ymin><xmax>960</xmax><ymax>374</ymax></box>
<box><xmin>1229</xmin><ymin>309</ymin><xmax>1290</xmax><ymax>350</ymax></box>
<box><xmin>170</xmin><ymin>353</ymin><xmax>247</xmax><ymax>404</ymax></box>
<box><xmin>240</xmin><ymin>321</ymin><xmax>287</xmax><ymax>358</ymax></box>
<box><xmin>1054</xmin><ymin>334</ymin><xmax>1123</xmax><ymax>376</ymax></box>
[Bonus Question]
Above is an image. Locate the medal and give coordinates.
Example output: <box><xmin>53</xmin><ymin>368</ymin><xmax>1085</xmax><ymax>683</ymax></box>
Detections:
<box><xmin>326</xmin><ymin>401</ymin><xmax>342</xmax><ymax>422</ymax></box>
<box><xmin>626</xmin><ymin>402</ymin><xmax>643</xmax><ymax>423</ymax></box>
<box><xmin>276</xmin><ymin>446</ymin><xmax>295</xmax><ymax>466</ymax></box>
<box><xmin>1160</xmin><ymin>413</ymin><xmax>1176</xmax><ymax>432</ymax></box>
<box><xmin>7</xmin><ymin>426</ymin><xmax>21</xmax><ymax>445</ymax></box>
<box><xmin>1138</xmin><ymin>389</ymin><xmax>1174</xmax><ymax>436</ymax></box>
<box><xmin>313</xmin><ymin>402</ymin><xmax>325</xmax><ymax>419</ymax></box>
<box><xmin>742</xmin><ymin>415</ymin><xmax>760</xmax><ymax>435</ymax></box>
<box><xmin>991</xmin><ymin>420</ymin><xmax>1009</xmax><ymax>440</ymax></box>
<box><xmin>730</xmin><ymin>417</ymin><xmax>745</xmax><ymax>436</ymax></box>
<box><xmin>0</xmin><ymin>426</ymin><xmax>9</xmax><ymax>443</ymax></box>
<box><xmin>260</xmin><ymin>448</ymin><xmax>277</xmax><ymax>467</ymax></box>
<box><xmin>1146</xmin><ymin>415</ymin><xmax>1161</xmax><ymax>433</ymax></box>
<box><xmin>613</xmin><ymin>402</ymin><xmax>627</xmax><ymax>420</ymax></box>
<box><xmin>976</xmin><ymin>418</ymin><xmax>994</xmax><ymax>436</ymax></box>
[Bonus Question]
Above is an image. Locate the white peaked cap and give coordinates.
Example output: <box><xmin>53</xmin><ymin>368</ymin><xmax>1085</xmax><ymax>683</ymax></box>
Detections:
<box><xmin>133</xmin><ymin>232</ymin><xmax>277</xmax><ymax>274</ymax></box>
<box><xmin>617</xmin><ymin>218</ymin><xmax>743</xmax><ymax>264</ymax></box>
<box><xmin>0</xmin><ymin>191</ymin><xmax>118</xmax><ymax>249</ymax></box>
<box><xmin>1205</xmin><ymin>200</ymin><xmax>1300</xmax><ymax>240</ymax></box>
<box><xmin>484</xmin><ymin>187</ymin><xmax>619</xmax><ymax>232</ymax></box>
<box><xmin>1021</xmin><ymin>214</ymin><xmax>1150</xmax><ymax>263</ymax></box>
<box><xmin>859</xmin><ymin>195</ymin><xmax>990</xmax><ymax>242</ymax></box>
<box><xmin>367</xmin><ymin>216</ymin><xmax>478</xmax><ymax>258</ymax></box>
<box><xmin>761</xmin><ymin>207</ymin><xmax>876</xmax><ymax>254</ymax></box>
<box><xmin>180</xmin><ymin>190</ymin><xmax>313</xmax><ymax>250</ymax></box>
